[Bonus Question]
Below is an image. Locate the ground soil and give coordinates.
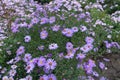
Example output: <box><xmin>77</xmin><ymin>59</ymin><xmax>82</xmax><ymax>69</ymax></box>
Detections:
<box><xmin>98</xmin><ymin>53</ymin><xmax>120</xmax><ymax>80</ymax></box>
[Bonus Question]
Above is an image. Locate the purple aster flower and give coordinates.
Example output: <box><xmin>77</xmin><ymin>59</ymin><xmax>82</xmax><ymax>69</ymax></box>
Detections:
<box><xmin>105</xmin><ymin>43</ymin><xmax>112</xmax><ymax>48</ymax></box>
<box><xmin>49</xmin><ymin>16</ymin><xmax>56</xmax><ymax>24</ymax></box>
<box><xmin>11</xmin><ymin>65</ymin><xmax>17</xmax><ymax>69</ymax></box>
<box><xmin>92</xmin><ymin>71</ymin><xmax>99</xmax><ymax>77</ymax></box>
<box><xmin>88</xmin><ymin>59</ymin><xmax>96</xmax><ymax>67</ymax></box>
<box><xmin>76</xmin><ymin>53</ymin><xmax>86</xmax><ymax>59</ymax></box>
<box><xmin>39</xmin><ymin>75</ymin><xmax>48</xmax><ymax>80</ymax></box>
<box><xmin>72</xmin><ymin>27</ymin><xmax>79</xmax><ymax>32</ymax></box>
<box><xmin>9</xmin><ymin>69</ymin><xmax>16</xmax><ymax>76</ymax></box>
<box><xmin>9</xmin><ymin>77</ymin><xmax>14</xmax><ymax>80</ymax></box>
<box><xmin>62</xmin><ymin>28</ymin><xmax>73</xmax><ymax>37</ymax></box>
<box><xmin>51</xmin><ymin>25</ymin><xmax>60</xmax><ymax>32</ymax></box>
<box><xmin>99</xmin><ymin>62</ymin><xmax>105</xmax><ymax>69</ymax></box>
<box><xmin>65</xmin><ymin>29</ymin><xmax>74</xmax><ymax>37</ymax></box>
<box><xmin>40</xmin><ymin>17</ymin><xmax>48</xmax><ymax>24</ymax></box>
<box><xmin>62</xmin><ymin>28</ymin><xmax>69</xmax><ymax>35</ymax></box>
<box><xmin>24</xmin><ymin>35</ymin><xmax>31</xmax><ymax>42</ymax></box>
<box><xmin>45</xmin><ymin>59</ymin><xmax>57</xmax><ymax>70</ymax></box>
<box><xmin>11</xmin><ymin>26</ymin><xmax>19</xmax><ymax>32</ymax></box>
<box><xmin>25</xmin><ymin>63</ymin><xmax>35</xmax><ymax>73</ymax></box>
<box><xmin>64</xmin><ymin>49</ymin><xmax>76</xmax><ymax>59</ymax></box>
<box><xmin>26</xmin><ymin>75</ymin><xmax>32</xmax><ymax>80</ymax></box>
<box><xmin>40</xmin><ymin>30</ymin><xmax>48</xmax><ymax>39</ymax></box>
<box><xmin>32</xmin><ymin>18</ymin><xmax>39</xmax><ymax>24</ymax></box>
<box><xmin>66</xmin><ymin>42</ymin><xmax>73</xmax><ymax>50</ymax></box>
<box><xmin>49</xmin><ymin>43</ymin><xmax>58</xmax><ymax>50</ymax></box>
<box><xmin>80</xmin><ymin>44</ymin><xmax>93</xmax><ymax>53</ymax></box>
<box><xmin>16</xmin><ymin>46</ymin><xmax>25</xmax><ymax>56</ymax></box>
<box><xmin>100</xmin><ymin>76</ymin><xmax>108</xmax><ymax>80</ymax></box>
<box><xmin>32</xmin><ymin>58</ymin><xmax>39</xmax><ymax>64</ymax></box>
<box><xmin>2</xmin><ymin>76</ymin><xmax>9</xmax><ymax>80</ymax></box>
<box><xmin>48</xmin><ymin>74</ymin><xmax>57</xmax><ymax>80</ymax></box>
<box><xmin>80</xmin><ymin>26</ymin><xmax>87</xmax><ymax>32</ymax></box>
<box><xmin>85</xmin><ymin>37</ymin><xmax>94</xmax><ymax>44</ymax></box>
<box><xmin>37</xmin><ymin>56</ymin><xmax>46</xmax><ymax>67</ymax></box>
<box><xmin>64</xmin><ymin>52</ymin><xmax>74</xmax><ymax>59</ymax></box>
<box><xmin>79</xmin><ymin>13</ymin><xmax>86</xmax><ymax>19</ymax></box>
<box><xmin>23</xmin><ymin>53</ymin><xmax>32</xmax><ymax>62</ymax></box>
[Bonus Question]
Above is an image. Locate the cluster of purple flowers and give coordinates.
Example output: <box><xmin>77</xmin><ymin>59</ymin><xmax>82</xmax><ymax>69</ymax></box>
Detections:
<box><xmin>62</xmin><ymin>28</ymin><xmax>74</xmax><ymax>37</ymax></box>
<box><xmin>83</xmin><ymin>59</ymin><xmax>98</xmax><ymax>76</ymax></box>
<box><xmin>80</xmin><ymin>37</ymin><xmax>94</xmax><ymax>53</ymax></box>
<box><xmin>64</xmin><ymin>42</ymin><xmax>79</xmax><ymax>59</ymax></box>
<box><xmin>24</xmin><ymin>56</ymin><xmax>57</xmax><ymax>73</ymax></box>
<box><xmin>40</xmin><ymin>16</ymin><xmax>56</xmax><ymax>25</ymax></box>
<box><xmin>15</xmin><ymin>45</ymin><xmax>57</xmax><ymax>75</ymax></box>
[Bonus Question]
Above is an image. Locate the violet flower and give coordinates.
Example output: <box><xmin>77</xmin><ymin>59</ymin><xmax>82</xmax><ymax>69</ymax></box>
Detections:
<box><xmin>49</xmin><ymin>16</ymin><xmax>56</xmax><ymax>24</ymax></box>
<box><xmin>39</xmin><ymin>75</ymin><xmax>48</xmax><ymax>80</ymax></box>
<box><xmin>80</xmin><ymin>26</ymin><xmax>87</xmax><ymax>32</ymax></box>
<box><xmin>80</xmin><ymin>44</ymin><xmax>93</xmax><ymax>53</ymax></box>
<box><xmin>25</xmin><ymin>63</ymin><xmax>35</xmax><ymax>73</ymax></box>
<box><xmin>85</xmin><ymin>37</ymin><xmax>94</xmax><ymax>44</ymax></box>
<box><xmin>48</xmin><ymin>74</ymin><xmax>57</xmax><ymax>80</ymax></box>
<box><xmin>16</xmin><ymin>46</ymin><xmax>25</xmax><ymax>56</ymax></box>
<box><xmin>24</xmin><ymin>35</ymin><xmax>31</xmax><ymax>42</ymax></box>
<box><xmin>45</xmin><ymin>59</ymin><xmax>57</xmax><ymax>70</ymax></box>
<box><xmin>37</xmin><ymin>56</ymin><xmax>46</xmax><ymax>67</ymax></box>
<box><xmin>62</xmin><ymin>28</ymin><xmax>74</xmax><ymax>37</ymax></box>
<box><xmin>40</xmin><ymin>17</ymin><xmax>48</xmax><ymax>24</ymax></box>
<box><xmin>72</xmin><ymin>27</ymin><xmax>79</xmax><ymax>32</ymax></box>
<box><xmin>49</xmin><ymin>43</ymin><xmax>58</xmax><ymax>50</ymax></box>
<box><xmin>66</xmin><ymin>42</ymin><xmax>73</xmax><ymax>50</ymax></box>
<box><xmin>99</xmin><ymin>62</ymin><xmax>105</xmax><ymax>70</ymax></box>
<box><xmin>76</xmin><ymin>53</ymin><xmax>86</xmax><ymax>60</ymax></box>
<box><xmin>23</xmin><ymin>53</ymin><xmax>32</xmax><ymax>63</ymax></box>
<box><xmin>51</xmin><ymin>25</ymin><xmax>60</xmax><ymax>32</ymax></box>
<box><xmin>40</xmin><ymin>30</ymin><xmax>48</xmax><ymax>39</ymax></box>
<box><xmin>32</xmin><ymin>18</ymin><xmax>39</xmax><ymax>24</ymax></box>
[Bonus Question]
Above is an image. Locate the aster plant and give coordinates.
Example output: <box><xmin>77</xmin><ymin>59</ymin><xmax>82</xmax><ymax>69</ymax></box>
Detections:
<box><xmin>0</xmin><ymin>0</ymin><xmax>120</xmax><ymax>80</ymax></box>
